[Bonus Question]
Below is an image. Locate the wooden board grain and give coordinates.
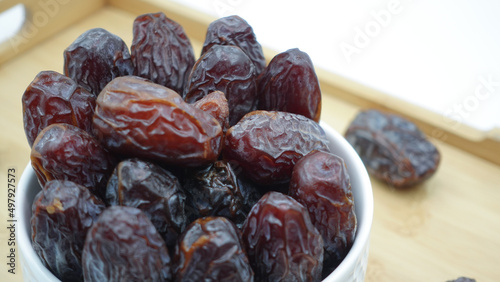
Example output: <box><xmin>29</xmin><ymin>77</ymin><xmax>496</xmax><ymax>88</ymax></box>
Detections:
<box><xmin>0</xmin><ymin>2</ymin><xmax>499</xmax><ymax>281</ymax></box>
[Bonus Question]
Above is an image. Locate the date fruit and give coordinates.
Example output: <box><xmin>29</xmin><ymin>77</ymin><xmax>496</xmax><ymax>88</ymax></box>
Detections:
<box><xmin>345</xmin><ymin>109</ymin><xmax>440</xmax><ymax>187</ymax></box>
<box><xmin>193</xmin><ymin>90</ymin><xmax>230</xmax><ymax>134</ymax></box>
<box><xmin>201</xmin><ymin>15</ymin><xmax>266</xmax><ymax>75</ymax></box>
<box><xmin>82</xmin><ymin>206</ymin><xmax>172</xmax><ymax>281</ymax></box>
<box><xmin>242</xmin><ymin>191</ymin><xmax>324</xmax><ymax>282</ymax></box>
<box><xmin>289</xmin><ymin>150</ymin><xmax>357</xmax><ymax>273</ymax></box>
<box><xmin>175</xmin><ymin>216</ymin><xmax>254</xmax><ymax>281</ymax></box>
<box><xmin>258</xmin><ymin>48</ymin><xmax>321</xmax><ymax>122</ymax></box>
<box><xmin>183</xmin><ymin>160</ymin><xmax>260</xmax><ymax>227</ymax></box>
<box><xmin>22</xmin><ymin>70</ymin><xmax>96</xmax><ymax>147</ymax></box>
<box><xmin>105</xmin><ymin>158</ymin><xmax>187</xmax><ymax>249</ymax></box>
<box><xmin>185</xmin><ymin>44</ymin><xmax>258</xmax><ymax>125</ymax></box>
<box><xmin>92</xmin><ymin>76</ymin><xmax>223</xmax><ymax>167</ymax></box>
<box><xmin>131</xmin><ymin>12</ymin><xmax>195</xmax><ymax>95</ymax></box>
<box><xmin>31</xmin><ymin>180</ymin><xmax>105</xmax><ymax>281</ymax></box>
<box><xmin>31</xmin><ymin>123</ymin><xmax>115</xmax><ymax>198</ymax></box>
<box><xmin>64</xmin><ymin>28</ymin><xmax>134</xmax><ymax>96</ymax></box>
<box><xmin>223</xmin><ymin>110</ymin><xmax>329</xmax><ymax>186</ymax></box>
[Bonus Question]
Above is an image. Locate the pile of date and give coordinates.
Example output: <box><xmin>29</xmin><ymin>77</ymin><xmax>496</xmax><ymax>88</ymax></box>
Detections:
<box><xmin>22</xmin><ymin>13</ymin><xmax>358</xmax><ymax>282</ymax></box>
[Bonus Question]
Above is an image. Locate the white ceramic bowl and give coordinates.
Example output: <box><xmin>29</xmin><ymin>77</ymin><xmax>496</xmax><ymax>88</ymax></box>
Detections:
<box><xmin>17</xmin><ymin>122</ymin><xmax>373</xmax><ymax>281</ymax></box>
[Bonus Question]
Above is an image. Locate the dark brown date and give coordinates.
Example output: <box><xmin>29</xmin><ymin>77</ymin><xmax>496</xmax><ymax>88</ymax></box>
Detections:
<box><xmin>289</xmin><ymin>150</ymin><xmax>357</xmax><ymax>274</ymax></box>
<box><xmin>257</xmin><ymin>48</ymin><xmax>321</xmax><ymax>122</ymax></box>
<box><xmin>82</xmin><ymin>206</ymin><xmax>172</xmax><ymax>281</ymax></box>
<box><xmin>92</xmin><ymin>76</ymin><xmax>223</xmax><ymax>167</ymax></box>
<box><xmin>31</xmin><ymin>180</ymin><xmax>105</xmax><ymax>282</ymax></box>
<box><xmin>201</xmin><ymin>15</ymin><xmax>266</xmax><ymax>75</ymax></box>
<box><xmin>131</xmin><ymin>12</ymin><xmax>195</xmax><ymax>95</ymax></box>
<box><xmin>175</xmin><ymin>216</ymin><xmax>254</xmax><ymax>281</ymax></box>
<box><xmin>242</xmin><ymin>191</ymin><xmax>324</xmax><ymax>282</ymax></box>
<box><xmin>184</xmin><ymin>45</ymin><xmax>257</xmax><ymax>125</ymax></box>
<box><xmin>183</xmin><ymin>160</ymin><xmax>260</xmax><ymax>227</ymax></box>
<box><xmin>105</xmin><ymin>158</ymin><xmax>187</xmax><ymax>249</ymax></box>
<box><xmin>64</xmin><ymin>28</ymin><xmax>134</xmax><ymax>96</ymax></box>
<box><xmin>22</xmin><ymin>71</ymin><xmax>95</xmax><ymax>147</ymax></box>
<box><xmin>30</xmin><ymin>123</ymin><xmax>115</xmax><ymax>198</ymax></box>
<box><xmin>223</xmin><ymin>111</ymin><xmax>329</xmax><ymax>186</ymax></box>
<box><xmin>345</xmin><ymin>109</ymin><xmax>440</xmax><ymax>187</ymax></box>
<box><xmin>193</xmin><ymin>90</ymin><xmax>230</xmax><ymax>134</ymax></box>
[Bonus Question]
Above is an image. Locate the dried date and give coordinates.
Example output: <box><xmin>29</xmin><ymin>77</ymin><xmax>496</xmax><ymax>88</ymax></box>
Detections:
<box><xmin>105</xmin><ymin>158</ymin><xmax>187</xmax><ymax>249</ymax></box>
<box><xmin>22</xmin><ymin>71</ymin><xmax>95</xmax><ymax>147</ymax></box>
<box><xmin>183</xmin><ymin>160</ymin><xmax>260</xmax><ymax>227</ymax></box>
<box><xmin>175</xmin><ymin>216</ymin><xmax>254</xmax><ymax>281</ymax></box>
<box><xmin>30</xmin><ymin>123</ymin><xmax>115</xmax><ymax>198</ymax></box>
<box><xmin>223</xmin><ymin>111</ymin><xmax>329</xmax><ymax>186</ymax></box>
<box><xmin>31</xmin><ymin>180</ymin><xmax>105</xmax><ymax>281</ymax></box>
<box><xmin>184</xmin><ymin>45</ymin><xmax>258</xmax><ymax>125</ymax></box>
<box><xmin>131</xmin><ymin>12</ymin><xmax>195</xmax><ymax>95</ymax></box>
<box><xmin>92</xmin><ymin>76</ymin><xmax>223</xmax><ymax>167</ymax></box>
<box><xmin>242</xmin><ymin>191</ymin><xmax>324</xmax><ymax>282</ymax></box>
<box><xmin>193</xmin><ymin>90</ymin><xmax>230</xmax><ymax>134</ymax></box>
<box><xmin>64</xmin><ymin>28</ymin><xmax>134</xmax><ymax>96</ymax></box>
<box><xmin>82</xmin><ymin>206</ymin><xmax>172</xmax><ymax>281</ymax></box>
<box><xmin>258</xmin><ymin>48</ymin><xmax>321</xmax><ymax>122</ymax></box>
<box><xmin>201</xmin><ymin>15</ymin><xmax>266</xmax><ymax>75</ymax></box>
<box><xmin>289</xmin><ymin>150</ymin><xmax>357</xmax><ymax>274</ymax></box>
<box><xmin>345</xmin><ymin>109</ymin><xmax>440</xmax><ymax>187</ymax></box>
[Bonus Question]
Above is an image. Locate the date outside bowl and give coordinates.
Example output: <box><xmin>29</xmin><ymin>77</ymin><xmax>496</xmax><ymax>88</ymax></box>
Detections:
<box><xmin>16</xmin><ymin>121</ymin><xmax>374</xmax><ymax>282</ymax></box>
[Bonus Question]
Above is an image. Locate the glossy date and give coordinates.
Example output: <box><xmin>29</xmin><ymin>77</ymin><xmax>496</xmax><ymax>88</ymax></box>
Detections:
<box><xmin>92</xmin><ymin>76</ymin><xmax>223</xmax><ymax>167</ymax></box>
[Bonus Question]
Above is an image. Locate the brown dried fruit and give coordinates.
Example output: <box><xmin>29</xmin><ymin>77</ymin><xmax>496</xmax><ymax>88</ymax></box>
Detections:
<box><xmin>289</xmin><ymin>150</ymin><xmax>357</xmax><ymax>273</ymax></box>
<box><xmin>22</xmin><ymin>70</ymin><xmax>96</xmax><ymax>147</ymax></box>
<box><xmin>258</xmin><ymin>48</ymin><xmax>321</xmax><ymax>122</ymax></box>
<box><xmin>193</xmin><ymin>90</ymin><xmax>230</xmax><ymax>134</ymax></box>
<box><xmin>201</xmin><ymin>15</ymin><xmax>266</xmax><ymax>75</ymax></box>
<box><xmin>82</xmin><ymin>206</ymin><xmax>172</xmax><ymax>281</ymax></box>
<box><xmin>64</xmin><ymin>28</ymin><xmax>134</xmax><ymax>96</ymax></box>
<box><xmin>30</xmin><ymin>123</ymin><xmax>115</xmax><ymax>198</ymax></box>
<box><xmin>131</xmin><ymin>12</ymin><xmax>195</xmax><ymax>95</ymax></box>
<box><xmin>175</xmin><ymin>216</ymin><xmax>254</xmax><ymax>281</ymax></box>
<box><xmin>242</xmin><ymin>191</ymin><xmax>324</xmax><ymax>281</ymax></box>
<box><xmin>92</xmin><ymin>76</ymin><xmax>223</xmax><ymax>167</ymax></box>
<box><xmin>105</xmin><ymin>158</ymin><xmax>187</xmax><ymax>249</ymax></box>
<box><xmin>345</xmin><ymin>109</ymin><xmax>440</xmax><ymax>187</ymax></box>
<box><xmin>223</xmin><ymin>110</ymin><xmax>329</xmax><ymax>186</ymax></box>
<box><xmin>185</xmin><ymin>45</ymin><xmax>258</xmax><ymax>125</ymax></box>
<box><xmin>31</xmin><ymin>180</ymin><xmax>105</xmax><ymax>281</ymax></box>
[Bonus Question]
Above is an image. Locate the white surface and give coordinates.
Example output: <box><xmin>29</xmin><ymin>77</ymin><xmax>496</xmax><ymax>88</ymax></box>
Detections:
<box><xmin>1</xmin><ymin>0</ymin><xmax>499</xmax><ymax>131</ymax></box>
<box><xmin>170</xmin><ymin>0</ymin><xmax>500</xmax><ymax>132</ymax></box>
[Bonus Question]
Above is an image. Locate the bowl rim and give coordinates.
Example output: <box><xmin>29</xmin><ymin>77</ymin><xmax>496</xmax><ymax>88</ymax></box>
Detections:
<box><xmin>16</xmin><ymin>121</ymin><xmax>373</xmax><ymax>282</ymax></box>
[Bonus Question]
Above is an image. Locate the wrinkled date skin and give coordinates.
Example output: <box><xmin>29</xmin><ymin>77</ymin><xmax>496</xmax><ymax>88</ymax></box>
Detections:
<box><xmin>82</xmin><ymin>206</ymin><xmax>172</xmax><ymax>281</ymax></box>
<box><xmin>193</xmin><ymin>90</ymin><xmax>230</xmax><ymax>134</ymax></box>
<box><xmin>223</xmin><ymin>111</ymin><xmax>329</xmax><ymax>186</ymax></box>
<box><xmin>258</xmin><ymin>48</ymin><xmax>321</xmax><ymax>122</ymax></box>
<box><xmin>242</xmin><ymin>192</ymin><xmax>324</xmax><ymax>282</ymax></box>
<box><xmin>131</xmin><ymin>12</ymin><xmax>195</xmax><ymax>95</ymax></box>
<box><xmin>185</xmin><ymin>45</ymin><xmax>257</xmax><ymax>125</ymax></box>
<box><xmin>31</xmin><ymin>180</ymin><xmax>105</xmax><ymax>282</ymax></box>
<box><xmin>22</xmin><ymin>71</ymin><xmax>96</xmax><ymax>147</ymax></box>
<box><xmin>92</xmin><ymin>76</ymin><xmax>223</xmax><ymax>167</ymax></box>
<box><xmin>183</xmin><ymin>160</ymin><xmax>260</xmax><ymax>227</ymax></box>
<box><xmin>30</xmin><ymin>123</ymin><xmax>115</xmax><ymax>198</ymax></box>
<box><xmin>105</xmin><ymin>158</ymin><xmax>187</xmax><ymax>249</ymax></box>
<box><xmin>64</xmin><ymin>28</ymin><xmax>134</xmax><ymax>96</ymax></box>
<box><xmin>345</xmin><ymin>109</ymin><xmax>440</xmax><ymax>187</ymax></box>
<box><xmin>175</xmin><ymin>216</ymin><xmax>254</xmax><ymax>282</ymax></box>
<box><xmin>289</xmin><ymin>150</ymin><xmax>357</xmax><ymax>274</ymax></box>
<box><xmin>201</xmin><ymin>15</ymin><xmax>266</xmax><ymax>75</ymax></box>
